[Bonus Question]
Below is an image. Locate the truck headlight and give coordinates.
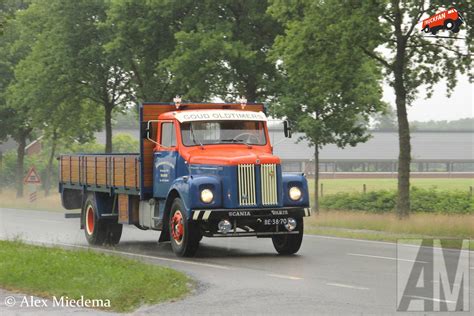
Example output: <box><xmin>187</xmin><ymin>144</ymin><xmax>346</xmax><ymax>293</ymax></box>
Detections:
<box><xmin>200</xmin><ymin>189</ymin><xmax>214</xmax><ymax>203</ymax></box>
<box><xmin>289</xmin><ymin>186</ymin><xmax>302</xmax><ymax>201</ymax></box>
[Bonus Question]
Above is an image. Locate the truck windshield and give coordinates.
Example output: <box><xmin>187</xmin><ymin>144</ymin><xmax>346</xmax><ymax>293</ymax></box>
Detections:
<box><xmin>180</xmin><ymin>121</ymin><xmax>266</xmax><ymax>146</ymax></box>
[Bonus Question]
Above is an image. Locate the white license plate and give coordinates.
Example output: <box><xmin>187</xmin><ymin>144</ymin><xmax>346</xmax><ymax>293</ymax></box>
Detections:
<box><xmin>263</xmin><ymin>218</ymin><xmax>288</xmax><ymax>226</ymax></box>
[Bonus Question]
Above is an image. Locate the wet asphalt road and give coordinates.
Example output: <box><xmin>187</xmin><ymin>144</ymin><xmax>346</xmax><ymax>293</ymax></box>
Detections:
<box><xmin>0</xmin><ymin>207</ymin><xmax>473</xmax><ymax>315</ymax></box>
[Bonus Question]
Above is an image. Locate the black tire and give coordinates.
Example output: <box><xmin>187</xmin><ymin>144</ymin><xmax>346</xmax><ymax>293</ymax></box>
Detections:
<box><xmin>444</xmin><ymin>19</ymin><xmax>455</xmax><ymax>30</ymax></box>
<box><xmin>272</xmin><ymin>218</ymin><xmax>304</xmax><ymax>255</ymax></box>
<box><xmin>423</xmin><ymin>26</ymin><xmax>430</xmax><ymax>33</ymax></box>
<box><xmin>431</xmin><ymin>29</ymin><xmax>438</xmax><ymax>35</ymax></box>
<box><xmin>452</xmin><ymin>27</ymin><xmax>460</xmax><ymax>33</ymax></box>
<box><xmin>169</xmin><ymin>198</ymin><xmax>201</xmax><ymax>257</ymax></box>
<box><xmin>83</xmin><ymin>194</ymin><xmax>123</xmax><ymax>246</ymax></box>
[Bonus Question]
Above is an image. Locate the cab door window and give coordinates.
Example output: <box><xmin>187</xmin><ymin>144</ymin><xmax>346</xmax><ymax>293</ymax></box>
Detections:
<box><xmin>161</xmin><ymin>122</ymin><xmax>176</xmax><ymax>148</ymax></box>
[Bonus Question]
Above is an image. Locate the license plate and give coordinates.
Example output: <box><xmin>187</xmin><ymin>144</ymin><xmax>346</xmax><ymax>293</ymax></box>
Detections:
<box><xmin>263</xmin><ymin>218</ymin><xmax>288</xmax><ymax>226</ymax></box>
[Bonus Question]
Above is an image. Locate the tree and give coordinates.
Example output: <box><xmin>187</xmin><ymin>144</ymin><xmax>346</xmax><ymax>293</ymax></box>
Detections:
<box><xmin>162</xmin><ymin>0</ymin><xmax>282</xmax><ymax>101</ymax></box>
<box><xmin>0</xmin><ymin>0</ymin><xmax>34</xmax><ymax>197</ymax></box>
<box><xmin>105</xmin><ymin>0</ymin><xmax>182</xmax><ymax>101</ymax></box>
<box><xmin>268</xmin><ymin>0</ymin><xmax>384</xmax><ymax>211</ymax></box>
<box><xmin>6</xmin><ymin>1</ymin><xmax>104</xmax><ymax>195</ymax></box>
<box><xmin>334</xmin><ymin>0</ymin><xmax>472</xmax><ymax>217</ymax></box>
<box><xmin>18</xmin><ymin>0</ymin><xmax>130</xmax><ymax>154</ymax></box>
<box><xmin>106</xmin><ymin>0</ymin><xmax>281</xmax><ymax>102</ymax></box>
<box><xmin>112</xmin><ymin>133</ymin><xmax>139</xmax><ymax>153</ymax></box>
<box><xmin>373</xmin><ymin>106</ymin><xmax>398</xmax><ymax>131</ymax></box>
<box><xmin>411</xmin><ymin>118</ymin><xmax>474</xmax><ymax>131</ymax></box>
<box><xmin>59</xmin><ymin>0</ymin><xmax>130</xmax><ymax>153</ymax></box>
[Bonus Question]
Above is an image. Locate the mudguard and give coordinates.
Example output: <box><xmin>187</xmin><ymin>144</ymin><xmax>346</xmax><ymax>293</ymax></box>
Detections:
<box><xmin>281</xmin><ymin>173</ymin><xmax>310</xmax><ymax>207</ymax></box>
<box><xmin>165</xmin><ymin>175</ymin><xmax>222</xmax><ymax>218</ymax></box>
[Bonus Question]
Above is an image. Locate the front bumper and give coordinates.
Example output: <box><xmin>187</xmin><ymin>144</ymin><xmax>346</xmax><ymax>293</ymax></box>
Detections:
<box><xmin>192</xmin><ymin>206</ymin><xmax>311</xmax><ymax>221</ymax></box>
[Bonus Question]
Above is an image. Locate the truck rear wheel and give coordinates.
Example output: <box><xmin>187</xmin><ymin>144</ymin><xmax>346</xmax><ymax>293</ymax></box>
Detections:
<box><xmin>272</xmin><ymin>218</ymin><xmax>303</xmax><ymax>255</ymax></box>
<box><xmin>83</xmin><ymin>194</ymin><xmax>122</xmax><ymax>246</ymax></box>
<box><xmin>169</xmin><ymin>198</ymin><xmax>200</xmax><ymax>257</ymax></box>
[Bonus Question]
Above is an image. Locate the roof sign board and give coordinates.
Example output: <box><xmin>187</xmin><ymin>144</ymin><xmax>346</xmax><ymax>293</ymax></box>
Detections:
<box><xmin>24</xmin><ymin>166</ymin><xmax>42</xmax><ymax>184</ymax></box>
<box><xmin>174</xmin><ymin>110</ymin><xmax>267</xmax><ymax>123</ymax></box>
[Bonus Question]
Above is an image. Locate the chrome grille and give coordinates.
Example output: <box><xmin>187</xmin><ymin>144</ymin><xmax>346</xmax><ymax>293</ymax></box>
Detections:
<box><xmin>261</xmin><ymin>164</ymin><xmax>278</xmax><ymax>205</ymax></box>
<box><xmin>238</xmin><ymin>164</ymin><xmax>256</xmax><ymax>206</ymax></box>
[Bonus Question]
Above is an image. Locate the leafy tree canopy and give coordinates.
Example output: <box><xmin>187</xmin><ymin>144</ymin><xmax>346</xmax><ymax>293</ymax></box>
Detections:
<box><xmin>268</xmin><ymin>0</ymin><xmax>384</xmax><ymax>149</ymax></box>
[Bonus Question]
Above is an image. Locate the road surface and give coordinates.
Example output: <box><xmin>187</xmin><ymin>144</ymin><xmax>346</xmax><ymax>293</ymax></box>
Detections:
<box><xmin>0</xmin><ymin>207</ymin><xmax>473</xmax><ymax>315</ymax></box>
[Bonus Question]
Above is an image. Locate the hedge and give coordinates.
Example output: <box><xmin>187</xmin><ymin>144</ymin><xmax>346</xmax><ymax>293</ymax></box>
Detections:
<box><xmin>319</xmin><ymin>187</ymin><xmax>474</xmax><ymax>214</ymax></box>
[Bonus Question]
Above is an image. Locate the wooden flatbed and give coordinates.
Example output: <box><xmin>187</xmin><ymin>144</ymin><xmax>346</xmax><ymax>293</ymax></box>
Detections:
<box><xmin>59</xmin><ymin>154</ymin><xmax>141</xmax><ymax>195</ymax></box>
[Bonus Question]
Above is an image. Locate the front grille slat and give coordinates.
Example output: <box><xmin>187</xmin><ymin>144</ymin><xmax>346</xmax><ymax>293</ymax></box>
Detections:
<box><xmin>238</xmin><ymin>164</ymin><xmax>256</xmax><ymax>206</ymax></box>
<box><xmin>238</xmin><ymin>163</ymin><xmax>278</xmax><ymax>207</ymax></box>
<box><xmin>261</xmin><ymin>163</ymin><xmax>278</xmax><ymax>205</ymax></box>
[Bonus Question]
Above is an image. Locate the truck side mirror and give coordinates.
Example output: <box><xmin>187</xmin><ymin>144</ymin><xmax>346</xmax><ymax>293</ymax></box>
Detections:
<box><xmin>142</xmin><ymin>120</ymin><xmax>159</xmax><ymax>145</ymax></box>
<box><xmin>141</xmin><ymin>122</ymin><xmax>148</xmax><ymax>139</ymax></box>
<box><xmin>283</xmin><ymin>120</ymin><xmax>292</xmax><ymax>138</ymax></box>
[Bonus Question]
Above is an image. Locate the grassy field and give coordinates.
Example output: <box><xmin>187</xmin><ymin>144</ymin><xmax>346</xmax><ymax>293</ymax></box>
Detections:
<box><xmin>0</xmin><ymin>240</ymin><xmax>191</xmax><ymax>312</ymax></box>
<box><xmin>305</xmin><ymin>211</ymin><xmax>474</xmax><ymax>250</ymax></box>
<box><xmin>0</xmin><ymin>189</ymin><xmax>63</xmax><ymax>211</ymax></box>
<box><xmin>308</xmin><ymin>178</ymin><xmax>474</xmax><ymax>196</ymax></box>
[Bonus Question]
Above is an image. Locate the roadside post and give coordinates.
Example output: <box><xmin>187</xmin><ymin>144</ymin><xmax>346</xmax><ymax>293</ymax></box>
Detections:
<box><xmin>24</xmin><ymin>166</ymin><xmax>41</xmax><ymax>203</ymax></box>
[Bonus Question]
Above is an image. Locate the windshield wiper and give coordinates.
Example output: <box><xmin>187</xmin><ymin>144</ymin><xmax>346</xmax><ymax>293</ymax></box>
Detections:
<box><xmin>221</xmin><ymin>139</ymin><xmax>251</xmax><ymax>148</ymax></box>
<box><xmin>190</xmin><ymin>125</ymin><xmax>204</xmax><ymax>149</ymax></box>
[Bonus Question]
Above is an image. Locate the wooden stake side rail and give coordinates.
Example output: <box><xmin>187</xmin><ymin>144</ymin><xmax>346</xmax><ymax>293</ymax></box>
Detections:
<box><xmin>59</xmin><ymin>154</ymin><xmax>140</xmax><ymax>194</ymax></box>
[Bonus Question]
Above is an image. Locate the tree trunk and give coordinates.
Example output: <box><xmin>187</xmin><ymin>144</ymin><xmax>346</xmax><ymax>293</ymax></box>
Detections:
<box><xmin>16</xmin><ymin>133</ymin><xmax>27</xmax><ymax>198</ymax></box>
<box><xmin>394</xmin><ymin>55</ymin><xmax>410</xmax><ymax>218</ymax></box>
<box><xmin>392</xmin><ymin>0</ymin><xmax>410</xmax><ymax>218</ymax></box>
<box><xmin>104</xmin><ymin>105</ymin><xmax>113</xmax><ymax>153</ymax></box>
<box><xmin>313</xmin><ymin>146</ymin><xmax>320</xmax><ymax>213</ymax></box>
<box><xmin>44</xmin><ymin>130</ymin><xmax>58</xmax><ymax>196</ymax></box>
<box><xmin>245</xmin><ymin>77</ymin><xmax>258</xmax><ymax>102</ymax></box>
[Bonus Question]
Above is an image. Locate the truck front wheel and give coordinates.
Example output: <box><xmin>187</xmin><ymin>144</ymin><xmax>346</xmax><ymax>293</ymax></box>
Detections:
<box><xmin>169</xmin><ymin>198</ymin><xmax>201</xmax><ymax>257</ymax></box>
<box><xmin>83</xmin><ymin>194</ymin><xmax>122</xmax><ymax>246</ymax></box>
<box><xmin>272</xmin><ymin>218</ymin><xmax>304</xmax><ymax>255</ymax></box>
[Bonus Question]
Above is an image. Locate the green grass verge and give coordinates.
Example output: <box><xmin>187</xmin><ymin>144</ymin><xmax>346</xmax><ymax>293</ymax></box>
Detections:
<box><xmin>0</xmin><ymin>240</ymin><xmax>191</xmax><ymax>312</ymax></box>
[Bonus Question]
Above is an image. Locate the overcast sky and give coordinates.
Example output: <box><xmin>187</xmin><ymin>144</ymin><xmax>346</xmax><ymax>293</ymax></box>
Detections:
<box><xmin>383</xmin><ymin>74</ymin><xmax>473</xmax><ymax>122</ymax></box>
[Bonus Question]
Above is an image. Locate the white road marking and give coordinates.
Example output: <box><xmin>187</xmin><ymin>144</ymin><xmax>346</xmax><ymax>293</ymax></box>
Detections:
<box><xmin>348</xmin><ymin>253</ymin><xmax>428</xmax><ymax>263</ymax></box>
<box><xmin>326</xmin><ymin>283</ymin><xmax>369</xmax><ymax>290</ymax></box>
<box><xmin>405</xmin><ymin>295</ymin><xmax>457</xmax><ymax>304</ymax></box>
<box><xmin>266</xmin><ymin>273</ymin><xmax>302</xmax><ymax>280</ymax></box>
<box><xmin>33</xmin><ymin>241</ymin><xmax>233</xmax><ymax>270</ymax></box>
<box><xmin>306</xmin><ymin>234</ymin><xmax>473</xmax><ymax>252</ymax></box>
<box><xmin>305</xmin><ymin>234</ymin><xmax>395</xmax><ymax>246</ymax></box>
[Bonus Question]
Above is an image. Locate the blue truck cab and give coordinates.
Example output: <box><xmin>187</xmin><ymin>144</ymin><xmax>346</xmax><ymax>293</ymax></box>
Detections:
<box><xmin>59</xmin><ymin>101</ymin><xmax>311</xmax><ymax>257</ymax></box>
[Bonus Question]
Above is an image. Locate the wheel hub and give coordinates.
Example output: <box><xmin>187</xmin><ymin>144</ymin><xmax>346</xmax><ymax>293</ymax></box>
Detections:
<box><xmin>86</xmin><ymin>205</ymin><xmax>94</xmax><ymax>235</ymax></box>
<box><xmin>171</xmin><ymin>210</ymin><xmax>184</xmax><ymax>244</ymax></box>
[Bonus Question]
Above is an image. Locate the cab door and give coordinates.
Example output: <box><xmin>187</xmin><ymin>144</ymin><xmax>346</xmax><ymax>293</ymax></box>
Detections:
<box><xmin>153</xmin><ymin>121</ymin><xmax>178</xmax><ymax>198</ymax></box>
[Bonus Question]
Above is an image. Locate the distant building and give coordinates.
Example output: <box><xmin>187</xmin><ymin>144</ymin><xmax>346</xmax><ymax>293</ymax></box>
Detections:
<box><xmin>25</xmin><ymin>137</ymin><xmax>43</xmax><ymax>155</ymax></box>
<box><xmin>269</xmin><ymin>130</ymin><xmax>474</xmax><ymax>177</ymax></box>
